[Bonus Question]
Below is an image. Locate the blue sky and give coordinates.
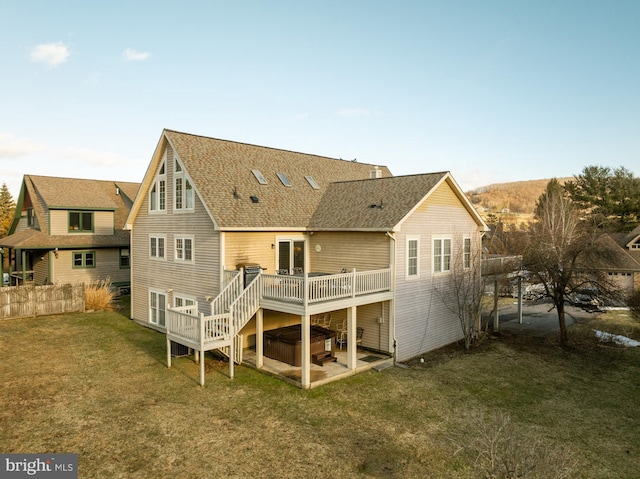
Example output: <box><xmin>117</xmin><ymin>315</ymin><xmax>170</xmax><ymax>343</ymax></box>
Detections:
<box><xmin>1</xmin><ymin>1</ymin><xmax>638</xmax><ymax>198</ymax></box>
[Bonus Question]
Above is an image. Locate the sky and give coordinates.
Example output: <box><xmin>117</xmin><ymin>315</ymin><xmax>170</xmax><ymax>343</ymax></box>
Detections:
<box><xmin>1</xmin><ymin>0</ymin><xmax>639</xmax><ymax>199</ymax></box>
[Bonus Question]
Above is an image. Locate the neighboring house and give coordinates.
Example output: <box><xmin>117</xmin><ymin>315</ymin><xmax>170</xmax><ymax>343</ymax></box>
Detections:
<box><xmin>126</xmin><ymin>129</ymin><xmax>488</xmax><ymax>388</ymax></box>
<box><xmin>0</xmin><ymin>175</ymin><xmax>139</xmax><ymax>291</ymax></box>
<box><xmin>604</xmin><ymin>225</ymin><xmax>640</xmax><ymax>295</ymax></box>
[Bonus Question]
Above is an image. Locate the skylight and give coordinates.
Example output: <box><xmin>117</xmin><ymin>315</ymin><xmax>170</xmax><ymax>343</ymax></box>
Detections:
<box><xmin>252</xmin><ymin>169</ymin><xmax>267</xmax><ymax>185</ymax></box>
<box><xmin>277</xmin><ymin>173</ymin><xmax>292</xmax><ymax>187</ymax></box>
<box><xmin>305</xmin><ymin>176</ymin><xmax>320</xmax><ymax>189</ymax></box>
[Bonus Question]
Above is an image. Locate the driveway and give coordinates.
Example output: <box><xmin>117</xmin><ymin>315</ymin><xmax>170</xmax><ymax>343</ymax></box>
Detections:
<box><xmin>487</xmin><ymin>299</ymin><xmax>601</xmax><ymax>336</ymax></box>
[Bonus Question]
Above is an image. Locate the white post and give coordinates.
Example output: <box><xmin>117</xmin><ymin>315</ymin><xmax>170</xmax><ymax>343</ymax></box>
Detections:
<box><xmin>166</xmin><ymin>336</ymin><xmax>171</xmax><ymax>368</ymax></box>
<box><xmin>301</xmin><ymin>314</ymin><xmax>311</xmax><ymax>389</ymax></box>
<box><xmin>229</xmin><ymin>324</ymin><xmax>235</xmax><ymax>380</ymax></box>
<box><xmin>347</xmin><ymin>306</ymin><xmax>357</xmax><ymax>369</ymax></box>
<box><xmin>256</xmin><ymin>309</ymin><xmax>264</xmax><ymax>368</ymax></box>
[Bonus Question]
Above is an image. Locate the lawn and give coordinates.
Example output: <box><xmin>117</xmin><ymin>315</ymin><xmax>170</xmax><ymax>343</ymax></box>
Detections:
<box><xmin>1</xmin><ymin>298</ymin><xmax>639</xmax><ymax>478</ymax></box>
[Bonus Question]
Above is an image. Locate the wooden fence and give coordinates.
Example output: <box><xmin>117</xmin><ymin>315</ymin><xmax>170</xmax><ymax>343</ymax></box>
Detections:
<box><xmin>0</xmin><ymin>283</ymin><xmax>85</xmax><ymax>319</ymax></box>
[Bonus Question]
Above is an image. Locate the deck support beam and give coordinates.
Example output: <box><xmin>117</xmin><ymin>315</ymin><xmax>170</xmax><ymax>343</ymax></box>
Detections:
<box><xmin>347</xmin><ymin>306</ymin><xmax>357</xmax><ymax>370</ymax></box>
<box><xmin>301</xmin><ymin>313</ymin><xmax>311</xmax><ymax>389</ymax></box>
<box><xmin>256</xmin><ymin>309</ymin><xmax>264</xmax><ymax>368</ymax></box>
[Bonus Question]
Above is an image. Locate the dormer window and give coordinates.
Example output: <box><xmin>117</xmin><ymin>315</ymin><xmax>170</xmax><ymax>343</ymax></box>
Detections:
<box><xmin>277</xmin><ymin>173</ymin><xmax>291</xmax><ymax>187</ymax></box>
<box><xmin>370</xmin><ymin>167</ymin><xmax>382</xmax><ymax>179</ymax></box>
<box><xmin>252</xmin><ymin>169</ymin><xmax>267</xmax><ymax>185</ymax></box>
<box><xmin>69</xmin><ymin>211</ymin><xmax>94</xmax><ymax>232</ymax></box>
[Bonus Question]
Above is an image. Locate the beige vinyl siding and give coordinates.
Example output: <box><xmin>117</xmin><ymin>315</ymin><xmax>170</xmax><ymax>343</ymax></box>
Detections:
<box><xmin>51</xmin><ymin>248</ymin><xmax>130</xmax><ymax>285</ymax></box>
<box><xmin>49</xmin><ymin>210</ymin><xmax>114</xmax><ymax>235</ymax></box>
<box><xmin>33</xmin><ymin>255</ymin><xmax>49</xmax><ymax>284</ymax></box>
<box><xmin>394</xmin><ymin>181</ymin><xmax>481</xmax><ymax>361</ymax></box>
<box><xmin>130</xmin><ymin>146</ymin><xmax>221</xmax><ymax>326</ymax></box>
<box><xmin>224</xmin><ymin>232</ymin><xmax>281</xmax><ymax>272</ymax></box>
<box><xmin>309</xmin><ymin>232</ymin><xmax>390</xmax><ymax>273</ymax></box>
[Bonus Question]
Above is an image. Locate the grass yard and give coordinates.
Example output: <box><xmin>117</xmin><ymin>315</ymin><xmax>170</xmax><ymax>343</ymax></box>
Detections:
<box><xmin>1</xmin><ymin>298</ymin><xmax>639</xmax><ymax>478</ymax></box>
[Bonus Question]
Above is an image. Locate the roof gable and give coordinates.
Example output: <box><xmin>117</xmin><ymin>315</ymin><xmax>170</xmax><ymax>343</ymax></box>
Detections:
<box><xmin>127</xmin><ymin>129</ymin><xmax>393</xmax><ymax>229</ymax></box>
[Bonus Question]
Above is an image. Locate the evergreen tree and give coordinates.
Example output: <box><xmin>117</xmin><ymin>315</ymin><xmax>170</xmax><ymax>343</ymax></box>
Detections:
<box><xmin>0</xmin><ymin>183</ymin><xmax>16</xmax><ymax>237</ymax></box>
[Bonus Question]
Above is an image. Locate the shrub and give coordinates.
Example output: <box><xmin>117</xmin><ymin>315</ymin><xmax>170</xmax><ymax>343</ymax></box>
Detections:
<box><xmin>84</xmin><ymin>277</ymin><xmax>115</xmax><ymax>311</ymax></box>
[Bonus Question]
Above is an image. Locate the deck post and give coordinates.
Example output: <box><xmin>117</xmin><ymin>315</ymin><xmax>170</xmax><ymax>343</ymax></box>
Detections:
<box><xmin>166</xmin><ymin>336</ymin><xmax>171</xmax><ymax>368</ymax></box>
<box><xmin>229</xmin><ymin>321</ymin><xmax>235</xmax><ymax>380</ymax></box>
<box><xmin>347</xmin><ymin>306</ymin><xmax>357</xmax><ymax>369</ymax></box>
<box><xmin>301</xmin><ymin>313</ymin><xmax>311</xmax><ymax>389</ymax></box>
<box><xmin>256</xmin><ymin>308</ymin><xmax>264</xmax><ymax>368</ymax></box>
<box><xmin>200</xmin><ymin>353</ymin><xmax>205</xmax><ymax>386</ymax></box>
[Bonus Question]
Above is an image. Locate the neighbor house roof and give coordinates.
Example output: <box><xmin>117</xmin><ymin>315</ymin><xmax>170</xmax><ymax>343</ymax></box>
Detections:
<box><xmin>606</xmin><ymin>225</ymin><xmax>640</xmax><ymax>272</ymax></box>
<box><xmin>1</xmin><ymin>175</ymin><xmax>140</xmax><ymax>249</ymax></box>
<box><xmin>127</xmin><ymin>129</ymin><xmax>487</xmax><ymax>232</ymax></box>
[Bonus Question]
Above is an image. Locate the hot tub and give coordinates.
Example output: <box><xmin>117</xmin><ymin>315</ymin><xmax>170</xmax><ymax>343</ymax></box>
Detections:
<box><xmin>263</xmin><ymin>324</ymin><xmax>336</xmax><ymax>367</ymax></box>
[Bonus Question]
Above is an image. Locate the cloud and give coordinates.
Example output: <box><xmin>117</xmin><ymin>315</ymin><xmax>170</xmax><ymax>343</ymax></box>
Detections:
<box><xmin>30</xmin><ymin>42</ymin><xmax>70</xmax><ymax>67</ymax></box>
<box><xmin>123</xmin><ymin>48</ymin><xmax>151</xmax><ymax>61</ymax></box>
<box><xmin>338</xmin><ymin>108</ymin><xmax>381</xmax><ymax>118</ymax></box>
<box><xmin>0</xmin><ymin>133</ymin><xmax>45</xmax><ymax>157</ymax></box>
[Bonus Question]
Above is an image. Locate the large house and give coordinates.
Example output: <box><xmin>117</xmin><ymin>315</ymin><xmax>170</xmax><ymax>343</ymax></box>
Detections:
<box><xmin>126</xmin><ymin>129</ymin><xmax>488</xmax><ymax>388</ymax></box>
<box><xmin>0</xmin><ymin>175</ymin><xmax>139</xmax><ymax>291</ymax></box>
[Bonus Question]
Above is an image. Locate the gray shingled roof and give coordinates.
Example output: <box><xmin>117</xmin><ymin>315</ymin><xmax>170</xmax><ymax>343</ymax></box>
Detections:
<box><xmin>309</xmin><ymin>173</ymin><xmax>448</xmax><ymax>230</ymax></box>
<box><xmin>164</xmin><ymin>130</ymin><xmax>393</xmax><ymax>229</ymax></box>
<box><xmin>0</xmin><ymin>175</ymin><xmax>139</xmax><ymax>249</ymax></box>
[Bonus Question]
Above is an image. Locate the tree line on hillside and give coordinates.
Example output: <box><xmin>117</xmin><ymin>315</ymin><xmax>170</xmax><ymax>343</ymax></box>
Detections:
<box><xmin>483</xmin><ymin>165</ymin><xmax>640</xmax><ymax>347</ymax></box>
<box><xmin>0</xmin><ymin>183</ymin><xmax>15</xmax><ymax>238</ymax></box>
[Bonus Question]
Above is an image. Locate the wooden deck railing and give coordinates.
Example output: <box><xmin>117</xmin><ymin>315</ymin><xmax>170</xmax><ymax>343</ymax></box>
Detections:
<box><xmin>167</xmin><ymin>304</ymin><xmax>231</xmax><ymax>347</ymax></box>
<box><xmin>211</xmin><ymin>270</ymin><xmax>243</xmax><ymax>315</ymax></box>
<box><xmin>261</xmin><ymin>268</ymin><xmax>392</xmax><ymax>304</ymax></box>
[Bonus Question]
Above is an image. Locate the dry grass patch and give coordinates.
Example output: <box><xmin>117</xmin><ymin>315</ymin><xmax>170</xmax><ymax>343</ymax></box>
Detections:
<box><xmin>1</xmin><ymin>300</ymin><xmax>639</xmax><ymax>478</ymax></box>
<box><xmin>84</xmin><ymin>277</ymin><xmax>115</xmax><ymax>311</ymax></box>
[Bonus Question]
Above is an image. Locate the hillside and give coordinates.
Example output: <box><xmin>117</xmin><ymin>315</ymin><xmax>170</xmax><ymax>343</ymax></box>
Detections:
<box><xmin>465</xmin><ymin>177</ymin><xmax>572</xmax><ymax>215</ymax></box>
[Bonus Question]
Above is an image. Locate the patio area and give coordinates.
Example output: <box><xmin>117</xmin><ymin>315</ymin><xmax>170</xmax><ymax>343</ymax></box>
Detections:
<box><xmin>242</xmin><ymin>347</ymin><xmax>393</xmax><ymax>388</ymax></box>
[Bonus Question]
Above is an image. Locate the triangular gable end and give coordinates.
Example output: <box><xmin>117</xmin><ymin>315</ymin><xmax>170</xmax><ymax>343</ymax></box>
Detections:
<box><xmin>125</xmin><ymin>130</ymin><xmax>219</xmax><ymax>230</ymax></box>
<box><xmin>392</xmin><ymin>172</ymin><xmax>488</xmax><ymax>233</ymax></box>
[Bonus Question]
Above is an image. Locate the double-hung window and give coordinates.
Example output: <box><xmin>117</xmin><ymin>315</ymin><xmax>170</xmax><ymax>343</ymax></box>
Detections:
<box><xmin>407</xmin><ymin>237</ymin><xmax>419</xmax><ymax>278</ymax></box>
<box><xmin>433</xmin><ymin>238</ymin><xmax>452</xmax><ymax>273</ymax></box>
<box><xmin>174</xmin><ymin>158</ymin><xmax>194</xmax><ymax>211</ymax></box>
<box><xmin>174</xmin><ymin>295</ymin><xmax>196</xmax><ymax>314</ymax></box>
<box><xmin>175</xmin><ymin>236</ymin><xmax>194</xmax><ymax>262</ymax></box>
<box><xmin>120</xmin><ymin>248</ymin><xmax>130</xmax><ymax>268</ymax></box>
<box><xmin>150</xmin><ymin>235</ymin><xmax>166</xmax><ymax>259</ymax></box>
<box><xmin>149</xmin><ymin>290</ymin><xmax>166</xmax><ymax>327</ymax></box>
<box><xmin>73</xmin><ymin>251</ymin><xmax>95</xmax><ymax>268</ymax></box>
<box><xmin>463</xmin><ymin>237</ymin><xmax>472</xmax><ymax>269</ymax></box>
<box><xmin>150</xmin><ymin>161</ymin><xmax>166</xmax><ymax>212</ymax></box>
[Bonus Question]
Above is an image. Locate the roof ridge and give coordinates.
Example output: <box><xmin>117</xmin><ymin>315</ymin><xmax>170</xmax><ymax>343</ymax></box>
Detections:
<box><xmin>164</xmin><ymin>128</ymin><xmax>386</xmax><ymax>168</ymax></box>
<box><xmin>331</xmin><ymin>171</ymin><xmax>449</xmax><ymax>185</ymax></box>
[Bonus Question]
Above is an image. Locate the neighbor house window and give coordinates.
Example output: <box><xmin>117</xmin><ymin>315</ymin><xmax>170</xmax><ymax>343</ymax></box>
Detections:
<box><xmin>433</xmin><ymin>238</ymin><xmax>451</xmax><ymax>273</ymax></box>
<box><xmin>69</xmin><ymin>211</ymin><xmax>94</xmax><ymax>232</ymax></box>
<box><xmin>174</xmin><ymin>158</ymin><xmax>194</xmax><ymax>211</ymax></box>
<box><xmin>407</xmin><ymin>237</ymin><xmax>419</xmax><ymax>277</ymax></box>
<box><xmin>73</xmin><ymin>251</ymin><xmax>95</xmax><ymax>268</ymax></box>
<box><xmin>175</xmin><ymin>236</ymin><xmax>193</xmax><ymax>262</ymax></box>
<box><xmin>150</xmin><ymin>235</ymin><xmax>166</xmax><ymax>259</ymax></box>
<box><xmin>149</xmin><ymin>290</ymin><xmax>166</xmax><ymax>327</ymax></box>
<box><xmin>150</xmin><ymin>160</ymin><xmax>166</xmax><ymax>212</ymax></box>
<box><xmin>27</xmin><ymin>208</ymin><xmax>35</xmax><ymax>227</ymax></box>
<box><xmin>463</xmin><ymin>237</ymin><xmax>472</xmax><ymax>269</ymax></box>
<box><xmin>120</xmin><ymin>248</ymin><xmax>130</xmax><ymax>268</ymax></box>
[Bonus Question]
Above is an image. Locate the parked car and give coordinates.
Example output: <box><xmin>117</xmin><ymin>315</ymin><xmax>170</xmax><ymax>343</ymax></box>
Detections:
<box><xmin>3</xmin><ymin>273</ymin><xmax>8</xmax><ymax>287</ymax></box>
<box><xmin>573</xmin><ymin>287</ymin><xmax>602</xmax><ymax>311</ymax></box>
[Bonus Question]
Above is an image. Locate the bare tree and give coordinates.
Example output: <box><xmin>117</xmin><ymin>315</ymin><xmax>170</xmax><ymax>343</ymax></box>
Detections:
<box><xmin>524</xmin><ymin>179</ymin><xmax>620</xmax><ymax>347</ymax></box>
<box><xmin>434</xmin><ymin>237</ymin><xmax>485</xmax><ymax>349</ymax></box>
